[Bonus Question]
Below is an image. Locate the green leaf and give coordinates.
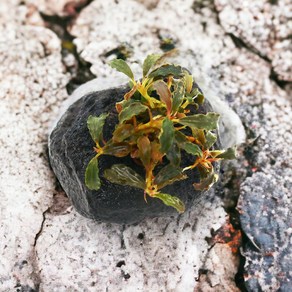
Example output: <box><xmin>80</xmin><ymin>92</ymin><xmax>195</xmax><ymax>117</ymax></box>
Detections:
<box><xmin>166</xmin><ymin>143</ymin><xmax>181</xmax><ymax>166</ymax></box>
<box><xmin>193</xmin><ymin>172</ymin><xmax>218</xmax><ymax>191</ymax></box>
<box><xmin>179</xmin><ymin>112</ymin><xmax>220</xmax><ymax>130</ymax></box>
<box><xmin>154</xmin><ymin>164</ymin><xmax>187</xmax><ymax>189</ymax></box>
<box><xmin>191</xmin><ymin>88</ymin><xmax>204</xmax><ymax>104</ymax></box>
<box><xmin>192</xmin><ymin>128</ymin><xmax>206</xmax><ymax>145</ymax></box>
<box><xmin>87</xmin><ymin>113</ymin><xmax>109</xmax><ymax>143</ymax></box>
<box><xmin>103</xmin><ymin>141</ymin><xmax>131</xmax><ymax>157</ymax></box>
<box><xmin>175</xmin><ymin>132</ymin><xmax>203</xmax><ymax>157</ymax></box>
<box><xmin>148</xmin><ymin>64</ymin><xmax>184</xmax><ymax>79</ymax></box>
<box><xmin>137</xmin><ymin>136</ymin><xmax>151</xmax><ymax>168</ymax></box>
<box><xmin>159</xmin><ymin>118</ymin><xmax>175</xmax><ymax>153</ymax></box>
<box><xmin>143</xmin><ymin>54</ymin><xmax>161</xmax><ymax>76</ymax></box>
<box><xmin>153</xmin><ymin>81</ymin><xmax>172</xmax><ymax>114</ymax></box>
<box><xmin>216</xmin><ymin>147</ymin><xmax>237</xmax><ymax>159</ymax></box>
<box><xmin>181</xmin><ymin>142</ymin><xmax>202</xmax><ymax>157</ymax></box>
<box><xmin>153</xmin><ymin>193</ymin><xmax>185</xmax><ymax>213</ymax></box>
<box><xmin>172</xmin><ymin>81</ymin><xmax>185</xmax><ymax>113</ymax></box>
<box><xmin>113</xmin><ymin>124</ymin><xmax>134</xmax><ymax>142</ymax></box>
<box><xmin>205</xmin><ymin>131</ymin><xmax>217</xmax><ymax>149</ymax></box>
<box><xmin>110</xmin><ymin>59</ymin><xmax>134</xmax><ymax>79</ymax></box>
<box><xmin>104</xmin><ymin>164</ymin><xmax>146</xmax><ymax>189</ymax></box>
<box><xmin>119</xmin><ymin>102</ymin><xmax>148</xmax><ymax>123</ymax></box>
<box><xmin>85</xmin><ymin>156</ymin><xmax>101</xmax><ymax>190</ymax></box>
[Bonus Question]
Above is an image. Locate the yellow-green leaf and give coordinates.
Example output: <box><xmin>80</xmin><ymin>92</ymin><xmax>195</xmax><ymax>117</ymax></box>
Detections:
<box><xmin>184</xmin><ymin>71</ymin><xmax>193</xmax><ymax>93</ymax></box>
<box><xmin>87</xmin><ymin>113</ymin><xmax>109</xmax><ymax>143</ymax></box>
<box><xmin>143</xmin><ymin>54</ymin><xmax>161</xmax><ymax>76</ymax></box>
<box><xmin>110</xmin><ymin>59</ymin><xmax>134</xmax><ymax>79</ymax></box>
<box><xmin>205</xmin><ymin>131</ymin><xmax>217</xmax><ymax>149</ymax></box>
<box><xmin>193</xmin><ymin>172</ymin><xmax>218</xmax><ymax>191</ymax></box>
<box><xmin>85</xmin><ymin>156</ymin><xmax>100</xmax><ymax>190</ymax></box>
<box><xmin>154</xmin><ymin>164</ymin><xmax>187</xmax><ymax>189</ymax></box>
<box><xmin>192</xmin><ymin>88</ymin><xmax>204</xmax><ymax>104</ymax></box>
<box><xmin>179</xmin><ymin>112</ymin><xmax>220</xmax><ymax>130</ymax></box>
<box><xmin>172</xmin><ymin>80</ymin><xmax>185</xmax><ymax>113</ymax></box>
<box><xmin>104</xmin><ymin>164</ymin><xmax>146</xmax><ymax>189</ymax></box>
<box><xmin>153</xmin><ymin>193</ymin><xmax>185</xmax><ymax>213</ymax></box>
<box><xmin>159</xmin><ymin>118</ymin><xmax>175</xmax><ymax>153</ymax></box>
<box><xmin>119</xmin><ymin>102</ymin><xmax>148</xmax><ymax>123</ymax></box>
<box><xmin>216</xmin><ymin>147</ymin><xmax>237</xmax><ymax>159</ymax></box>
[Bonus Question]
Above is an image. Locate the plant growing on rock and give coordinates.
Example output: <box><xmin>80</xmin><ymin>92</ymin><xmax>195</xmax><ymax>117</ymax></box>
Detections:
<box><xmin>85</xmin><ymin>54</ymin><xmax>236</xmax><ymax>213</ymax></box>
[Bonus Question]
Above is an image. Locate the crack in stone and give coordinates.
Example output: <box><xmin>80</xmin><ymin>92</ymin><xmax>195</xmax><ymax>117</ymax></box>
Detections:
<box><xmin>40</xmin><ymin>1</ymin><xmax>96</xmax><ymax>95</ymax></box>
<box><xmin>212</xmin><ymin>5</ymin><xmax>290</xmax><ymax>90</ymax></box>
<box><xmin>33</xmin><ymin>208</ymin><xmax>49</xmax><ymax>248</ymax></box>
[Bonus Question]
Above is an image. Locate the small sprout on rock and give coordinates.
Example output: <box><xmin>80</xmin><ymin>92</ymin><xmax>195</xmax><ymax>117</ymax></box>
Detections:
<box><xmin>85</xmin><ymin>53</ymin><xmax>236</xmax><ymax>212</ymax></box>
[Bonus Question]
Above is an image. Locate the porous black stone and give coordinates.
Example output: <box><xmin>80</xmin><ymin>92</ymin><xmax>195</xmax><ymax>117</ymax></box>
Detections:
<box><xmin>49</xmin><ymin>85</ymin><xmax>219</xmax><ymax>224</ymax></box>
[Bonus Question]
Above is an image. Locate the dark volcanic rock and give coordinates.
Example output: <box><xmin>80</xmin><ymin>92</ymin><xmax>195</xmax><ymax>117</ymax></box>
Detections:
<box><xmin>49</xmin><ymin>85</ymin><xmax>218</xmax><ymax>224</ymax></box>
<box><xmin>238</xmin><ymin>172</ymin><xmax>292</xmax><ymax>291</ymax></box>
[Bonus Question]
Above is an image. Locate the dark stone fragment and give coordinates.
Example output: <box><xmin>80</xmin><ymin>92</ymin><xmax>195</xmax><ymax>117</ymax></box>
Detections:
<box><xmin>49</xmin><ymin>84</ymin><xmax>218</xmax><ymax>224</ymax></box>
<box><xmin>238</xmin><ymin>172</ymin><xmax>292</xmax><ymax>291</ymax></box>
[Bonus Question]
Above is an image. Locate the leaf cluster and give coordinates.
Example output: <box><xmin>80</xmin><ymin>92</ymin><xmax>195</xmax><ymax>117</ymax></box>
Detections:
<box><xmin>85</xmin><ymin>54</ymin><xmax>236</xmax><ymax>213</ymax></box>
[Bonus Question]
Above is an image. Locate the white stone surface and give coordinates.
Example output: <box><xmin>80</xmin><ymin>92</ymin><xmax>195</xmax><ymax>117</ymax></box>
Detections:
<box><xmin>0</xmin><ymin>24</ymin><xmax>69</xmax><ymax>290</ymax></box>
<box><xmin>36</xmin><ymin>193</ymin><xmax>228</xmax><ymax>291</ymax></box>
<box><xmin>1</xmin><ymin>0</ymin><xmax>291</xmax><ymax>290</ymax></box>
<box><xmin>215</xmin><ymin>0</ymin><xmax>292</xmax><ymax>81</ymax></box>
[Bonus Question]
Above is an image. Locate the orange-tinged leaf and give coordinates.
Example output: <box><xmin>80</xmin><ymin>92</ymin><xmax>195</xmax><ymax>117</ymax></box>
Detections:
<box><xmin>113</xmin><ymin>124</ymin><xmax>134</xmax><ymax>142</ymax></box>
<box><xmin>137</xmin><ymin>136</ymin><xmax>151</xmax><ymax>168</ymax></box>
<box><xmin>103</xmin><ymin>141</ymin><xmax>131</xmax><ymax>157</ymax></box>
<box><xmin>151</xmin><ymin>141</ymin><xmax>164</xmax><ymax>164</ymax></box>
<box><xmin>154</xmin><ymin>80</ymin><xmax>172</xmax><ymax>115</ymax></box>
<box><xmin>124</xmin><ymin>84</ymin><xmax>138</xmax><ymax>100</ymax></box>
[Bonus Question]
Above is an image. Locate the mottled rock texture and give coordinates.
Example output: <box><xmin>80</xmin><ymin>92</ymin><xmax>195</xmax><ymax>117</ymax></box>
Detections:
<box><xmin>0</xmin><ymin>24</ymin><xmax>69</xmax><ymax>290</ymax></box>
<box><xmin>238</xmin><ymin>173</ymin><xmax>292</xmax><ymax>291</ymax></box>
<box><xmin>0</xmin><ymin>0</ymin><xmax>291</xmax><ymax>291</ymax></box>
<box><xmin>215</xmin><ymin>0</ymin><xmax>292</xmax><ymax>82</ymax></box>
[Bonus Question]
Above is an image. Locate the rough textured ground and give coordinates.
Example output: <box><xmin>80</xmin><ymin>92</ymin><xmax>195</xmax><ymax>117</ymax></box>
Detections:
<box><xmin>0</xmin><ymin>0</ymin><xmax>291</xmax><ymax>291</ymax></box>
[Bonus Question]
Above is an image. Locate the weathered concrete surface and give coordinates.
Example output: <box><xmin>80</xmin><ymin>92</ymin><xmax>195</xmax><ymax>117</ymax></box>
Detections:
<box><xmin>214</xmin><ymin>0</ymin><xmax>292</xmax><ymax>82</ymax></box>
<box><xmin>0</xmin><ymin>0</ymin><xmax>291</xmax><ymax>291</ymax></box>
<box><xmin>0</xmin><ymin>24</ymin><xmax>69</xmax><ymax>290</ymax></box>
<box><xmin>37</xmin><ymin>193</ymin><xmax>230</xmax><ymax>291</ymax></box>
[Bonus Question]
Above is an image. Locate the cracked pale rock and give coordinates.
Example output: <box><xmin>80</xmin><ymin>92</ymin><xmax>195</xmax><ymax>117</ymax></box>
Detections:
<box><xmin>214</xmin><ymin>0</ymin><xmax>292</xmax><ymax>82</ymax></box>
<box><xmin>0</xmin><ymin>24</ymin><xmax>69</xmax><ymax>290</ymax></box>
<box><xmin>1</xmin><ymin>0</ymin><xmax>291</xmax><ymax>291</ymax></box>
